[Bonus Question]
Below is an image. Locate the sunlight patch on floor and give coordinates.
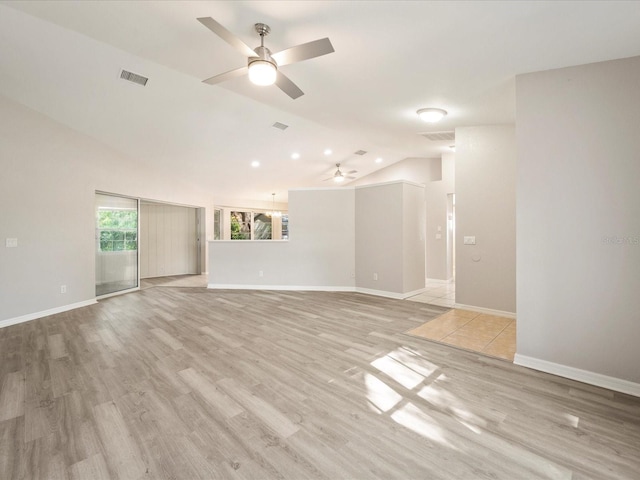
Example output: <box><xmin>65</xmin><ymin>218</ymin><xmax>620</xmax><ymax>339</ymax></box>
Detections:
<box><xmin>391</xmin><ymin>403</ymin><xmax>457</xmax><ymax>449</ymax></box>
<box><xmin>364</xmin><ymin>373</ymin><xmax>402</xmax><ymax>413</ymax></box>
<box><xmin>370</xmin><ymin>355</ymin><xmax>424</xmax><ymax>389</ymax></box>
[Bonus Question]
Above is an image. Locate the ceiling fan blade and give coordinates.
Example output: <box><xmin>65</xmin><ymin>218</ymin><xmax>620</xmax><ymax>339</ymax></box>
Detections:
<box><xmin>345</xmin><ymin>176</ymin><xmax>357</xmax><ymax>180</ymax></box>
<box><xmin>272</xmin><ymin>38</ymin><xmax>334</xmax><ymax>67</ymax></box>
<box><xmin>275</xmin><ymin>72</ymin><xmax>304</xmax><ymax>99</ymax></box>
<box><xmin>346</xmin><ymin>170</ymin><xmax>357</xmax><ymax>175</ymax></box>
<box><xmin>197</xmin><ymin>17</ymin><xmax>257</xmax><ymax>58</ymax></box>
<box><xmin>202</xmin><ymin>66</ymin><xmax>248</xmax><ymax>85</ymax></box>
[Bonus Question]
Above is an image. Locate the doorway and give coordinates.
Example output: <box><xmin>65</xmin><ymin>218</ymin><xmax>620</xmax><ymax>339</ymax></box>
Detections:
<box><xmin>95</xmin><ymin>192</ymin><xmax>139</xmax><ymax>297</ymax></box>
<box><xmin>139</xmin><ymin>201</ymin><xmax>200</xmax><ymax>280</ymax></box>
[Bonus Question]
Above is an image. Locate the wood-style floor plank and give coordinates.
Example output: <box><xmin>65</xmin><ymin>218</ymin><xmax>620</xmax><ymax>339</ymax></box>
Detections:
<box><xmin>0</xmin><ymin>285</ymin><xmax>639</xmax><ymax>479</ymax></box>
<box><xmin>0</xmin><ymin>371</ymin><xmax>25</xmax><ymax>421</ymax></box>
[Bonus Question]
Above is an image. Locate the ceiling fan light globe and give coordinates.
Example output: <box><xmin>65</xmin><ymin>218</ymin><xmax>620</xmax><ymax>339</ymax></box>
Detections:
<box><xmin>333</xmin><ymin>175</ymin><xmax>345</xmax><ymax>183</ymax></box>
<box><xmin>248</xmin><ymin>60</ymin><xmax>277</xmax><ymax>86</ymax></box>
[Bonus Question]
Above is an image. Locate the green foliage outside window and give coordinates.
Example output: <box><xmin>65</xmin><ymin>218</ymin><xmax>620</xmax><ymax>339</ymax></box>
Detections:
<box><xmin>230</xmin><ymin>211</ymin><xmax>251</xmax><ymax>240</ymax></box>
<box><xmin>98</xmin><ymin>209</ymin><xmax>138</xmax><ymax>251</ymax></box>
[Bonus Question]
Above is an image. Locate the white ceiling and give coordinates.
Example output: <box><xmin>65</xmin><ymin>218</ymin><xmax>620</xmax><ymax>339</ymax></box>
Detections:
<box><xmin>1</xmin><ymin>1</ymin><xmax>639</xmax><ymax>202</ymax></box>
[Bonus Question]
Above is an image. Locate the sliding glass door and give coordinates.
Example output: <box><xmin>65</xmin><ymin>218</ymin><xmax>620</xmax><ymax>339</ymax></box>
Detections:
<box><xmin>95</xmin><ymin>192</ymin><xmax>139</xmax><ymax>296</ymax></box>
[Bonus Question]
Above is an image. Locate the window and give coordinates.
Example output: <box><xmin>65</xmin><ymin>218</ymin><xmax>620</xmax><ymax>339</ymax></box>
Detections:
<box><xmin>254</xmin><ymin>212</ymin><xmax>272</xmax><ymax>240</ymax></box>
<box><xmin>97</xmin><ymin>209</ymin><xmax>138</xmax><ymax>252</ymax></box>
<box><xmin>214</xmin><ymin>208</ymin><xmax>222</xmax><ymax>240</ymax></box>
<box><xmin>230</xmin><ymin>211</ymin><xmax>252</xmax><ymax>240</ymax></box>
<box><xmin>281</xmin><ymin>214</ymin><xmax>289</xmax><ymax>240</ymax></box>
<box><xmin>217</xmin><ymin>207</ymin><xmax>287</xmax><ymax>240</ymax></box>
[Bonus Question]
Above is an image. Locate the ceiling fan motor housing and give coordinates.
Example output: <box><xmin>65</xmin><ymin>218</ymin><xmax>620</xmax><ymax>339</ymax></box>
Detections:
<box><xmin>249</xmin><ymin>45</ymin><xmax>276</xmax><ymax>68</ymax></box>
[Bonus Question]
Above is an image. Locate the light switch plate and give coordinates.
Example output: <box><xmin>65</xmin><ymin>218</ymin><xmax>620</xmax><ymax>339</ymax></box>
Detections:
<box><xmin>436</xmin><ymin>233</ymin><xmax>442</xmax><ymax>239</ymax></box>
<box><xmin>463</xmin><ymin>236</ymin><xmax>476</xmax><ymax>245</ymax></box>
<box><xmin>5</xmin><ymin>238</ymin><xmax>18</xmax><ymax>248</ymax></box>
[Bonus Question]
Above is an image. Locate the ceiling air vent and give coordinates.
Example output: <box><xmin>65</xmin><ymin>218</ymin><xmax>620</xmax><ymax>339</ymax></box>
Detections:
<box><xmin>120</xmin><ymin>69</ymin><xmax>148</xmax><ymax>86</ymax></box>
<box><xmin>272</xmin><ymin>122</ymin><xmax>289</xmax><ymax>131</ymax></box>
<box><xmin>420</xmin><ymin>131</ymin><xmax>455</xmax><ymax>141</ymax></box>
<box><xmin>354</xmin><ymin>150</ymin><xmax>367</xmax><ymax>155</ymax></box>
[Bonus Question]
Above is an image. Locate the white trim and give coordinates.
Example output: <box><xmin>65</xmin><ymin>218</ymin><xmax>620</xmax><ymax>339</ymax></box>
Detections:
<box><xmin>288</xmin><ymin>186</ymin><xmax>355</xmax><ymax>192</ymax></box>
<box><xmin>426</xmin><ymin>277</ymin><xmax>455</xmax><ymax>284</ymax></box>
<box><xmin>454</xmin><ymin>302</ymin><xmax>516</xmax><ymax>319</ymax></box>
<box><xmin>514</xmin><ymin>354</ymin><xmax>640</xmax><ymax>398</ymax></box>
<box><xmin>0</xmin><ymin>299</ymin><xmax>98</xmax><ymax>329</ymax></box>
<box><xmin>208</xmin><ymin>284</ymin><xmax>354</xmax><ymax>292</ymax></box>
<box><xmin>400</xmin><ymin>287</ymin><xmax>427</xmax><ymax>299</ymax></box>
<box><xmin>355</xmin><ymin>179</ymin><xmax>425</xmax><ymax>189</ymax></box>
<box><xmin>355</xmin><ymin>287</ymin><xmax>404</xmax><ymax>299</ymax></box>
<box><xmin>207</xmin><ymin>283</ymin><xmax>422</xmax><ymax>300</ymax></box>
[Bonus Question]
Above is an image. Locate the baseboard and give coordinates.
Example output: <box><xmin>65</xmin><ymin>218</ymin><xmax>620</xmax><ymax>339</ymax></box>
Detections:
<box><xmin>355</xmin><ymin>287</ymin><xmax>405</xmax><ymax>300</ymax></box>
<box><xmin>514</xmin><ymin>354</ymin><xmax>640</xmax><ymax>398</ymax></box>
<box><xmin>426</xmin><ymin>277</ymin><xmax>454</xmax><ymax>284</ymax></box>
<box><xmin>208</xmin><ymin>284</ymin><xmax>355</xmax><ymax>292</ymax></box>
<box><xmin>207</xmin><ymin>283</ymin><xmax>420</xmax><ymax>300</ymax></box>
<box><xmin>454</xmin><ymin>303</ymin><xmax>516</xmax><ymax>319</ymax></box>
<box><xmin>400</xmin><ymin>287</ymin><xmax>427</xmax><ymax>299</ymax></box>
<box><xmin>0</xmin><ymin>299</ymin><xmax>98</xmax><ymax>329</ymax></box>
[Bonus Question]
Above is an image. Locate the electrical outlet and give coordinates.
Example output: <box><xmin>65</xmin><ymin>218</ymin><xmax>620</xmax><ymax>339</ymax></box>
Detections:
<box><xmin>259</xmin><ymin>270</ymin><xmax>264</xmax><ymax>277</ymax></box>
<box><xmin>373</xmin><ymin>273</ymin><xmax>378</xmax><ymax>281</ymax></box>
<box><xmin>5</xmin><ymin>238</ymin><xmax>18</xmax><ymax>248</ymax></box>
<box><xmin>60</xmin><ymin>285</ymin><xmax>67</xmax><ymax>294</ymax></box>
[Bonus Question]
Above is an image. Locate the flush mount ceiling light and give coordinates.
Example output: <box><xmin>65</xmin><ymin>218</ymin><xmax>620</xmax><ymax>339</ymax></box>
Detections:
<box><xmin>251</xmin><ymin>160</ymin><xmax>260</xmax><ymax>168</ymax></box>
<box><xmin>324</xmin><ymin>148</ymin><xmax>333</xmax><ymax>156</ymax></box>
<box><xmin>375</xmin><ymin>157</ymin><xmax>383</xmax><ymax>164</ymax></box>
<box><xmin>417</xmin><ymin>108</ymin><xmax>448</xmax><ymax>123</ymax></box>
<box><xmin>291</xmin><ymin>152</ymin><xmax>300</xmax><ymax>160</ymax></box>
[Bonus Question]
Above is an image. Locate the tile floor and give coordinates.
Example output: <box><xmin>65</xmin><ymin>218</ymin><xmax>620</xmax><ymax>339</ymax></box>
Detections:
<box><xmin>407</xmin><ymin>309</ymin><xmax>517</xmax><ymax>361</ymax></box>
<box><xmin>406</xmin><ymin>279</ymin><xmax>456</xmax><ymax>308</ymax></box>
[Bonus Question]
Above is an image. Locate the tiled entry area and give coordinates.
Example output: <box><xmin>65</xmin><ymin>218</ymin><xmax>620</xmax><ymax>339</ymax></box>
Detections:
<box><xmin>406</xmin><ymin>279</ymin><xmax>456</xmax><ymax>308</ymax></box>
<box><xmin>407</xmin><ymin>309</ymin><xmax>516</xmax><ymax>362</ymax></box>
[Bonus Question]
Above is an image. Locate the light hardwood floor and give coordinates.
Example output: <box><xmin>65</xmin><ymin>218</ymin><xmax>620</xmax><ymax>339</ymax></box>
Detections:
<box><xmin>1</xmin><ymin>287</ymin><xmax>639</xmax><ymax>479</ymax></box>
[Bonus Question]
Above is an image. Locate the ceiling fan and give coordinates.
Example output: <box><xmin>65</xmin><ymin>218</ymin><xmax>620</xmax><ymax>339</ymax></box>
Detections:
<box><xmin>197</xmin><ymin>17</ymin><xmax>335</xmax><ymax>99</ymax></box>
<box><xmin>324</xmin><ymin>163</ymin><xmax>357</xmax><ymax>183</ymax></box>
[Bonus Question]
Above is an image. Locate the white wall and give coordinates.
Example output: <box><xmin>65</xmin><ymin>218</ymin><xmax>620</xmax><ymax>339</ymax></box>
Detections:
<box><xmin>516</xmin><ymin>55</ymin><xmax>640</xmax><ymax>388</ymax></box>
<box><xmin>140</xmin><ymin>202</ymin><xmax>198</xmax><ymax>278</ymax></box>
<box><xmin>352</xmin><ymin>157</ymin><xmax>454</xmax><ymax>281</ymax></box>
<box><xmin>455</xmin><ymin>126</ymin><xmax>516</xmax><ymax>314</ymax></box>
<box><xmin>209</xmin><ymin>188</ymin><xmax>355</xmax><ymax>288</ymax></box>
<box><xmin>0</xmin><ymin>94</ymin><xmax>214</xmax><ymax>324</ymax></box>
<box><xmin>426</xmin><ymin>153</ymin><xmax>455</xmax><ymax>281</ymax></box>
<box><xmin>355</xmin><ymin>183</ymin><xmax>404</xmax><ymax>292</ymax></box>
<box><xmin>402</xmin><ymin>183</ymin><xmax>427</xmax><ymax>293</ymax></box>
<box><xmin>210</xmin><ymin>182</ymin><xmax>425</xmax><ymax>298</ymax></box>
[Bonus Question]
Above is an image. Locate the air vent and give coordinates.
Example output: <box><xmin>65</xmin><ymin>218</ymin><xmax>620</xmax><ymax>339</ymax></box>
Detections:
<box><xmin>120</xmin><ymin>69</ymin><xmax>148</xmax><ymax>86</ymax></box>
<box><xmin>272</xmin><ymin>122</ymin><xmax>289</xmax><ymax>131</ymax></box>
<box><xmin>420</xmin><ymin>131</ymin><xmax>455</xmax><ymax>141</ymax></box>
<box><xmin>354</xmin><ymin>150</ymin><xmax>367</xmax><ymax>156</ymax></box>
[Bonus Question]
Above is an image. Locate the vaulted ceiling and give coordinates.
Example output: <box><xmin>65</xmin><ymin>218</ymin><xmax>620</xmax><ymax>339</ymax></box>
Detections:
<box><xmin>1</xmin><ymin>1</ymin><xmax>639</xmax><ymax>201</ymax></box>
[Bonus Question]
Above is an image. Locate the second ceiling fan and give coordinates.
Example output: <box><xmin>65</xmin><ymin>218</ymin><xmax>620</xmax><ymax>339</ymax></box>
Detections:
<box><xmin>197</xmin><ymin>17</ymin><xmax>335</xmax><ymax>99</ymax></box>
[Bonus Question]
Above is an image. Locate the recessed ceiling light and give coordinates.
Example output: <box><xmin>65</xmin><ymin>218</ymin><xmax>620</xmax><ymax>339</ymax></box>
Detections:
<box><xmin>449</xmin><ymin>145</ymin><xmax>456</xmax><ymax>152</ymax></box>
<box><xmin>251</xmin><ymin>160</ymin><xmax>260</xmax><ymax>168</ymax></box>
<box><xmin>375</xmin><ymin>157</ymin><xmax>383</xmax><ymax>164</ymax></box>
<box><xmin>417</xmin><ymin>108</ymin><xmax>448</xmax><ymax>123</ymax></box>
<box><xmin>291</xmin><ymin>152</ymin><xmax>300</xmax><ymax>160</ymax></box>
<box><xmin>324</xmin><ymin>149</ymin><xmax>332</xmax><ymax>156</ymax></box>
